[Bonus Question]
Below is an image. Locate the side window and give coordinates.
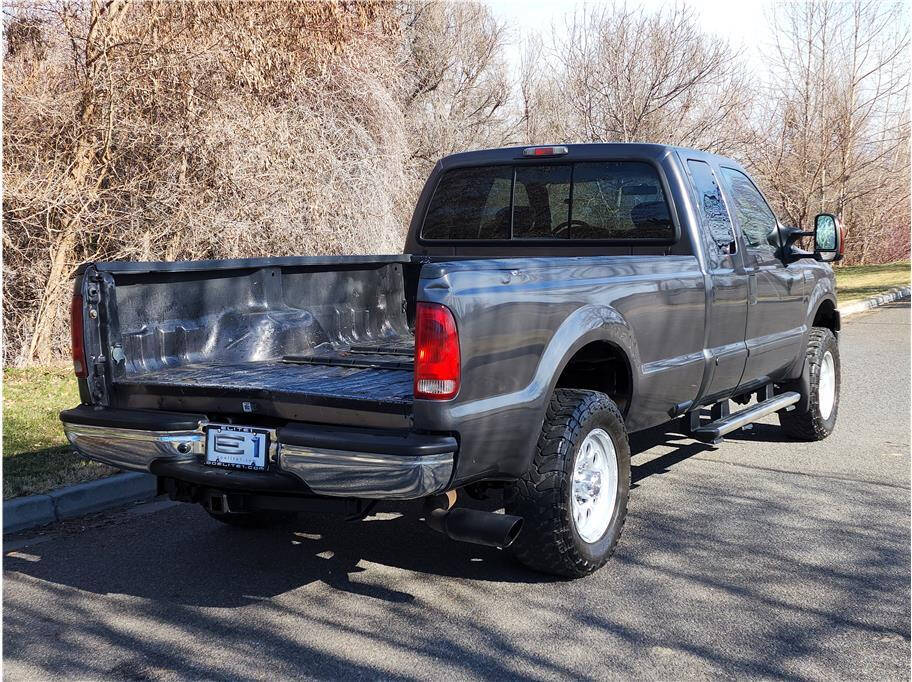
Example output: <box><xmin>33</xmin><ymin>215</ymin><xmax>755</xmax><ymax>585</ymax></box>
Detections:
<box><xmin>422</xmin><ymin>166</ymin><xmax>512</xmax><ymax>240</ymax></box>
<box><xmin>512</xmin><ymin>165</ymin><xmax>571</xmax><ymax>239</ymax></box>
<box><xmin>687</xmin><ymin>159</ymin><xmax>735</xmax><ymax>254</ymax></box>
<box><xmin>719</xmin><ymin>167</ymin><xmax>779</xmax><ymax>250</ymax></box>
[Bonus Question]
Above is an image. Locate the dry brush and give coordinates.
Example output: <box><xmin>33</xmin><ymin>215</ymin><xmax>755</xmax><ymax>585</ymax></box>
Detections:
<box><xmin>3</xmin><ymin>0</ymin><xmax>909</xmax><ymax>367</ymax></box>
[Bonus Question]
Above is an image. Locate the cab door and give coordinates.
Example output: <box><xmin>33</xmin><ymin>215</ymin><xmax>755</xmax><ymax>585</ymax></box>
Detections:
<box><xmin>718</xmin><ymin>166</ymin><xmax>806</xmax><ymax>385</ymax></box>
<box><xmin>683</xmin><ymin>157</ymin><xmax>749</xmax><ymax>401</ymax></box>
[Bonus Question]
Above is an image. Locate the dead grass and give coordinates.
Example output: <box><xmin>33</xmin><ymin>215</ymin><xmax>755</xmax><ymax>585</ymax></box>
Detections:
<box><xmin>835</xmin><ymin>260</ymin><xmax>911</xmax><ymax>304</ymax></box>
<box><xmin>3</xmin><ymin>366</ymin><xmax>117</xmax><ymax>499</ymax></box>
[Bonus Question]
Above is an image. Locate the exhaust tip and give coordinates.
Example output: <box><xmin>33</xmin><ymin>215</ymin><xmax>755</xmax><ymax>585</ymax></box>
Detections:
<box><xmin>501</xmin><ymin>516</ymin><xmax>523</xmax><ymax>548</ymax></box>
<box><xmin>427</xmin><ymin>507</ymin><xmax>524</xmax><ymax>549</ymax></box>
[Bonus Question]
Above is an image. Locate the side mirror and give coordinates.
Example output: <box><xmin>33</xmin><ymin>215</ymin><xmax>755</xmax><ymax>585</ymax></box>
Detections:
<box><xmin>814</xmin><ymin>213</ymin><xmax>843</xmax><ymax>262</ymax></box>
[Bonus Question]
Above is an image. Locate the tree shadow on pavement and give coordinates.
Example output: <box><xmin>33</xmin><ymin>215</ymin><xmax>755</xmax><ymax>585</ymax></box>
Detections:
<box><xmin>627</xmin><ymin>417</ymin><xmax>799</xmax><ymax>488</ymax></box>
<box><xmin>3</xmin><ymin>421</ymin><xmax>910</xmax><ymax>680</ymax></box>
<box><xmin>4</xmin><ymin>469</ymin><xmax>909</xmax><ymax>681</ymax></box>
<box><xmin>4</xmin><ymin>501</ymin><xmax>550</xmax><ymax>605</ymax></box>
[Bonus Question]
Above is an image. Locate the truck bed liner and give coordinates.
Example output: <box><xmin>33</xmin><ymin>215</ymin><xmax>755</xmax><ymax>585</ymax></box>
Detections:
<box><xmin>283</xmin><ymin>339</ymin><xmax>415</xmax><ymax>371</ymax></box>
<box><xmin>116</xmin><ymin>360</ymin><xmax>414</xmax><ymax>409</ymax></box>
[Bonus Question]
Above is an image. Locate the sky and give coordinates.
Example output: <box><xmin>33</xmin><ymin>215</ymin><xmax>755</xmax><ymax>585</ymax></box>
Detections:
<box><xmin>486</xmin><ymin>0</ymin><xmax>775</xmax><ymax>76</ymax></box>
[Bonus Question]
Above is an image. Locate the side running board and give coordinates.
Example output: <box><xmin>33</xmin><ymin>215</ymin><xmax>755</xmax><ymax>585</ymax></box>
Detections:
<box><xmin>689</xmin><ymin>391</ymin><xmax>801</xmax><ymax>444</ymax></box>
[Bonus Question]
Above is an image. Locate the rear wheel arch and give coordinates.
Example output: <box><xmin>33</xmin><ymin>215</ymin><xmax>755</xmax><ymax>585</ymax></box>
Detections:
<box><xmin>543</xmin><ymin>306</ymin><xmax>640</xmax><ymax>420</ymax></box>
<box><xmin>554</xmin><ymin>339</ymin><xmax>634</xmax><ymax>416</ymax></box>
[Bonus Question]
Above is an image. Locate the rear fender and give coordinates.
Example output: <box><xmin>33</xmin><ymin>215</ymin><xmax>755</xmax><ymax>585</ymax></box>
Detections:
<box><xmin>452</xmin><ymin>304</ymin><xmax>639</xmax><ymax>421</ymax></box>
<box><xmin>543</xmin><ymin>305</ymin><xmax>640</xmax><ymax>408</ymax></box>
<box><xmin>417</xmin><ymin>304</ymin><xmax>639</xmax><ymax>484</ymax></box>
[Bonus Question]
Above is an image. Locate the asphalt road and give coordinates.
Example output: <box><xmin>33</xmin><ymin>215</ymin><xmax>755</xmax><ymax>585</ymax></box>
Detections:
<box><xmin>4</xmin><ymin>303</ymin><xmax>910</xmax><ymax>681</ymax></box>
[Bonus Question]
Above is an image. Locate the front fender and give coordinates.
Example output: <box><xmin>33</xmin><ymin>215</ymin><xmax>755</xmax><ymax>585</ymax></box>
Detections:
<box><xmin>787</xmin><ymin>278</ymin><xmax>838</xmax><ymax>380</ymax></box>
<box><xmin>807</xmin><ymin>281</ymin><xmax>838</xmax><ymax>330</ymax></box>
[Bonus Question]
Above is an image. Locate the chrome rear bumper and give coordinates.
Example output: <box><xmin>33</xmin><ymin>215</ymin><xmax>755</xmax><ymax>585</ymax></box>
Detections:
<box><xmin>278</xmin><ymin>445</ymin><xmax>453</xmax><ymax>499</ymax></box>
<box><xmin>62</xmin><ymin>419</ymin><xmax>455</xmax><ymax>500</ymax></box>
<box><xmin>63</xmin><ymin>423</ymin><xmax>204</xmax><ymax>471</ymax></box>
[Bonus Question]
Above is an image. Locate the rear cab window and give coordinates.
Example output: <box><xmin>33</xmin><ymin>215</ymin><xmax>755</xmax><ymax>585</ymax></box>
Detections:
<box><xmin>512</xmin><ymin>165</ymin><xmax>571</xmax><ymax>239</ymax></box>
<box><xmin>420</xmin><ymin>166</ymin><xmax>513</xmax><ymax>240</ymax></box>
<box><xmin>421</xmin><ymin>162</ymin><xmax>674</xmax><ymax>242</ymax></box>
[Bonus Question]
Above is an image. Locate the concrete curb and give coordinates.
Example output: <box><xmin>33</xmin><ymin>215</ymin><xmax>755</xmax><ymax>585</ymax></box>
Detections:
<box><xmin>3</xmin><ymin>496</ymin><xmax>57</xmax><ymax>535</ymax></box>
<box><xmin>839</xmin><ymin>286</ymin><xmax>911</xmax><ymax>318</ymax></box>
<box><xmin>3</xmin><ymin>472</ymin><xmax>157</xmax><ymax>534</ymax></box>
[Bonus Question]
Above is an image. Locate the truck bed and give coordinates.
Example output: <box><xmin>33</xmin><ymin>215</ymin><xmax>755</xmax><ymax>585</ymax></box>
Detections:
<box><xmin>96</xmin><ymin>257</ymin><xmax>422</xmax><ymax>420</ymax></box>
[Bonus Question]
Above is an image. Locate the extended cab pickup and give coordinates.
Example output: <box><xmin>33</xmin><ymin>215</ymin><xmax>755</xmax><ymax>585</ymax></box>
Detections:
<box><xmin>61</xmin><ymin>143</ymin><xmax>843</xmax><ymax>577</ymax></box>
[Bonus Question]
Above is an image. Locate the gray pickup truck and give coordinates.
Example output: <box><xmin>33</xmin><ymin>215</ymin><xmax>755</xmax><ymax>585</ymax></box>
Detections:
<box><xmin>61</xmin><ymin>143</ymin><xmax>843</xmax><ymax>577</ymax></box>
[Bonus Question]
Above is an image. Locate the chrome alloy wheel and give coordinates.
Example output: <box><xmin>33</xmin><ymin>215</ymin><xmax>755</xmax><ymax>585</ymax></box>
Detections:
<box><xmin>571</xmin><ymin>428</ymin><xmax>619</xmax><ymax>543</ymax></box>
<box><xmin>819</xmin><ymin>350</ymin><xmax>836</xmax><ymax>420</ymax></box>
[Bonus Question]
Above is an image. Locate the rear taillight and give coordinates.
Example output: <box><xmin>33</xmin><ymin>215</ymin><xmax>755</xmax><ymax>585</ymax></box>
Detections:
<box><xmin>414</xmin><ymin>302</ymin><xmax>460</xmax><ymax>400</ymax></box>
<box><xmin>71</xmin><ymin>294</ymin><xmax>87</xmax><ymax>378</ymax></box>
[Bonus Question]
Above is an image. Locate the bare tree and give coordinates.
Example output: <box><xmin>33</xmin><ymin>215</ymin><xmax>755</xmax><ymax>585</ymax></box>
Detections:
<box><xmin>750</xmin><ymin>0</ymin><xmax>910</xmax><ymax>262</ymax></box>
<box><xmin>4</xmin><ymin>0</ymin><xmax>907</xmax><ymax>367</ymax></box>
<box><xmin>3</xmin><ymin>0</ymin><xmax>522</xmax><ymax>367</ymax></box>
<box><xmin>520</xmin><ymin>3</ymin><xmax>752</xmax><ymax>152</ymax></box>
<box><xmin>401</xmin><ymin>1</ymin><xmax>515</xmax><ymax>167</ymax></box>
<box><xmin>4</xmin><ymin>0</ymin><xmax>128</xmax><ymax>366</ymax></box>
<box><xmin>3</xmin><ymin>0</ymin><xmax>411</xmax><ymax>367</ymax></box>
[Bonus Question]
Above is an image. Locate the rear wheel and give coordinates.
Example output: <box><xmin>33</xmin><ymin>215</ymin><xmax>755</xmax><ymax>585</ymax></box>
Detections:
<box><xmin>779</xmin><ymin>327</ymin><xmax>840</xmax><ymax>440</ymax></box>
<box><xmin>505</xmin><ymin>389</ymin><xmax>630</xmax><ymax>578</ymax></box>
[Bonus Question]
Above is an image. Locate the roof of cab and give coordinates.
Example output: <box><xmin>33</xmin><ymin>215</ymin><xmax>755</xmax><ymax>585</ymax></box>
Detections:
<box><xmin>437</xmin><ymin>142</ymin><xmax>738</xmax><ymax>170</ymax></box>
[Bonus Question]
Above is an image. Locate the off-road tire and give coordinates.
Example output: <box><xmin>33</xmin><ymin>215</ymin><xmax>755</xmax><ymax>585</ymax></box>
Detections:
<box><xmin>505</xmin><ymin>389</ymin><xmax>630</xmax><ymax>578</ymax></box>
<box><xmin>205</xmin><ymin>508</ymin><xmax>296</xmax><ymax>528</ymax></box>
<box><xmin>778</xmin><ymin>327</ymin><xmax>840</xmax><ymax>440</ymax></box>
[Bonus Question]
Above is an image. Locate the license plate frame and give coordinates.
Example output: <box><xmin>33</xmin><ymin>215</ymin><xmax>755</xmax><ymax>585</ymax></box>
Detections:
<box><xmin>205</xmin><ymin>424</ymin><xmax>269</xmax><ymax>471</ymax></box>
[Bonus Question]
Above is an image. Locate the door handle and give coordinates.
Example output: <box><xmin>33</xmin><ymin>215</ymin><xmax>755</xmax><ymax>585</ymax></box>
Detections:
<box><xmin>748</xmin><ymin>273</ymin><xmax>758</xmax><ymax>305</ymax></box>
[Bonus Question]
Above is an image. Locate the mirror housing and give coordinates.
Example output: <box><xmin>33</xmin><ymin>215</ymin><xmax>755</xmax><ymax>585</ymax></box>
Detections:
<box><xmin>814</xmin><ymin>213</ymin><xmax>843</xmax><ymax>262</ymax></box>
<box><xmin>780</xmin><ymin>215</ymin><xmax>844</xmax><ymax>264</ymax></box>
<box><xmin>781</xmin><ymin>225</ymin><xmax>807</xmax><ymax>247</ymax></box>
<box><xmin>780</xmin><ymin>225</ymin><xmax>813</xmax><ymax>263</ymax></box>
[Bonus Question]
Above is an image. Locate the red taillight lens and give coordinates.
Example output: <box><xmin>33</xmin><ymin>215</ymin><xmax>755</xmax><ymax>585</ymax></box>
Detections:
<box><xmin>71</xmin><ymin>294</ymin><xmax>87</xmax><ymax>378</ymax></box>
<box><xmin>414</xmin><ymin>302</ymin><xmax>460</xmax><ymax>400</ymax></box>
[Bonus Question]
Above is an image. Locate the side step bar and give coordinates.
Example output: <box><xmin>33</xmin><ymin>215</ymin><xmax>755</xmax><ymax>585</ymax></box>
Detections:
<box><xmin>689</xmin><ymin>391</ymin><xmax>801</xmax><ymax>443</ymax></box>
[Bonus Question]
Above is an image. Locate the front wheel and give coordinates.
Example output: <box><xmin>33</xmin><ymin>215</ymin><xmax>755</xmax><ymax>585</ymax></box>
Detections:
<box><xmin>505</xmin><ymin>389</ymin><xmax>630</xmax><ymax>578</ymax></box>
<box><xmin>779</xmin><ymin>327</ymin><xmax>840</xmax><ymax>440</ymax></box>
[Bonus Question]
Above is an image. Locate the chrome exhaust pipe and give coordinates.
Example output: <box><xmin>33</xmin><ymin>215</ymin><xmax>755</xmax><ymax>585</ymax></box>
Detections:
<box><xmin>426</xmin><ymin>507</ymin><xmax>523</xmax><ymax>548</ymax></box>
